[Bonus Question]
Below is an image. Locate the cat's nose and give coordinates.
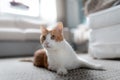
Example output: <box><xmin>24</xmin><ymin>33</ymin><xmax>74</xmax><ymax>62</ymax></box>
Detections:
<box><xmin>44</xmin><ymin>41</ymin><xmax>50</xmax><ymax>48</ymax></box>
<box><xmin>45</xmin><ymin>42</ymin><xmax>49</xmax><ymax>45</ymax></box>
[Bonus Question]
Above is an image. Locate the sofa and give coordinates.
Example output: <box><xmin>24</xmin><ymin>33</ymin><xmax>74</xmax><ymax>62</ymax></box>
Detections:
<box><xmin>89</xmin><ymin>5</ymin><xmax>120</xmax><ymax>59</ymax></box>
<box><xmin>0</xmin><ymin>15</ymin><xmax>45</xmax><ymax>57</ymax></box>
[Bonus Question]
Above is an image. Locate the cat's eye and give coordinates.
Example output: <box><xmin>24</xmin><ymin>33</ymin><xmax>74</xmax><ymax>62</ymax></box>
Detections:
<box><xmin>42</xmin><ymin>36</ymin><xmax>46</xmax><ymax>40</ymax></box>
<box><xmin>51</xmin><ymin>35</ymin><xmax>55</xmax><ymax>40</ymax></box>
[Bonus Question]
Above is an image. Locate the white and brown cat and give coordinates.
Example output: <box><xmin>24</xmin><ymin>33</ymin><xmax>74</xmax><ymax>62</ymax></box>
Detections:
<box><xmin>37</xmin><ymin>22</ymin><xmax>103</xmax><ymax>75</ymax></box>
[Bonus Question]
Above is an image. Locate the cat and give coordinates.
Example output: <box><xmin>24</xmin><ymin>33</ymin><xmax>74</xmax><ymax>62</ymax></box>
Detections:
<box><xmin>40</xmin><ymin>22</ymin><xmax>103</xmax><ymax>75</ymax></box>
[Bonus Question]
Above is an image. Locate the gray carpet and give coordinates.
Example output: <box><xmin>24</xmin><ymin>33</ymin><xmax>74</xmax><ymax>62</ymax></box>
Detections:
<box><xmin>0</xmin><ymin>54</ymin><xmax>120</xmax><ymax>80</ymax></box>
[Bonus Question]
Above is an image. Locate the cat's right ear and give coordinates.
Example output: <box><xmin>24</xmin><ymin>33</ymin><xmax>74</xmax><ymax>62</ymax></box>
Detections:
<box><xmin>40</xmin><ymin>25</ymin><xmax>47</xmax><ymax>33</ymax></box>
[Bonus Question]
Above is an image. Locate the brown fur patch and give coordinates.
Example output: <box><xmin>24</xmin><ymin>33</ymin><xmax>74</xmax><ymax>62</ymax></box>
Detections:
<box><xmin>40</xmin><ymin>30</ymin><xmax>48</xmax><ymax>43</ymax></box>
<box><xmin>40</xmin><ymin>26</ymin><xmax>49</xmax><ymax>43</ymax></box>
<box><xmin>33</xmin><ymin>49</ymin><xmax>48</xmax><ymax>68</ymax></box>
<box><xmin>50</xmin><ymin>29</ymin><xmax>63</xmax><ymax>42</ymax></box>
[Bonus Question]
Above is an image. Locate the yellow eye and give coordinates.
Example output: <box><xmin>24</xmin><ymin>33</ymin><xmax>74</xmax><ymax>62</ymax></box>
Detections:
<box><xmin>51</xmin><ymin>35</ymin><xmax>55</xmax><ymax>40</ymax></box>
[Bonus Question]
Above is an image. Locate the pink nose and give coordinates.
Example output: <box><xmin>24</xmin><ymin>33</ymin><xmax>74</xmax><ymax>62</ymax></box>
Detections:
<box><xmin>44</xmin><ymin>42</ymin><xmax>50</xmax><ymax>48</ymax></box>
<box><xmin>45</xmin><ymin>42</ymin><xmax>49</xmax><ymax>45</ymax></box>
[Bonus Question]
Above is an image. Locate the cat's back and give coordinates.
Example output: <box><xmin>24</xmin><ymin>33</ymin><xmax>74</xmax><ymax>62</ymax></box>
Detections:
<box><xmin>60</xmin><ymin>40</ymin><xmax>76</xmax><ymax>54</ymax></box>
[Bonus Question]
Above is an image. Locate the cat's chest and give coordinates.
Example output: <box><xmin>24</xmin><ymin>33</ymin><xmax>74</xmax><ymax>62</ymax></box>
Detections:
<box><xmin>48</xmin><ymin>51</ymin><xmax>65</xmax><ymax>61</ymax></box>
<box><xmin>47</xmin><ymin>50</ymin><xmax>74</xmax><ymax>64</ymax></box>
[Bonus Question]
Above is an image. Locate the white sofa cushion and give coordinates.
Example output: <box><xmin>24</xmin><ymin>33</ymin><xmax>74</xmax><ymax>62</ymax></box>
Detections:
<box><xmin>0</xmin><ymin>28</ymin><xmax>24</xmax><ymax>40</ymax></box>
<box><xmin>16</xmin><ymin>19</ymin><xmax>45</xmax><ymax>29</ymax></box>
<box><xmin>0</xmin><ymin>17</ymin><xmax>15</xmax><ymax>28</ymax></box>
<box><xmin>0</xmin><ymin>28</ymin><xmax>41</xmax><ymax>41</ymax></box>
<box><xmin>89</xmin><ymin>5</ymin><xmax>120</xmax><ymax>29</ymax></box>
<box><xmin>90</xmin><ymin>24</ymin><xmax>120</xmax><ymax>44</ymax></box>
<box><xmin>24</xmin><ymin>29</ymin><xmax>40</xmax><ymax>40</ymax></box>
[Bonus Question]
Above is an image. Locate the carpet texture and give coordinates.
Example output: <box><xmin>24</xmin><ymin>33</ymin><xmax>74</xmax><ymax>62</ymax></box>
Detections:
<box><xmin>0</xmin><ymin>55</ymin><xmax>120</xmax><ymax>80</ymax></box>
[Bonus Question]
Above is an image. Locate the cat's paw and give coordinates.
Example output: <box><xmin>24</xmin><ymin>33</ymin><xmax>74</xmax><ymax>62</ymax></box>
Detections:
<box><xmin>57</xmin><ymin>68</ymin><xmax>68</xmax><ymax>75</ymax></box>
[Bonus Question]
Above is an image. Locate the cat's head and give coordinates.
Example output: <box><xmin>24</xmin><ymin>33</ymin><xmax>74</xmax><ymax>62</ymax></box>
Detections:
<box><xmin>40</xmin><ymin>22</ymin><xmax>64</xmax><ymax>49</ymax></box>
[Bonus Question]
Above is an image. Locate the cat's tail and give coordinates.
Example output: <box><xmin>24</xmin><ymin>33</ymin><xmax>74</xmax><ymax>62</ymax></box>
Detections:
<box><xmin>20</xmin><ymin>59</ymin><xmax>33</xmax><ymax>62</ymax></box>
<box><xmin>78</xmin><ymin>58</ymin><xmax>105</xmax><ymax>70</ymax></box>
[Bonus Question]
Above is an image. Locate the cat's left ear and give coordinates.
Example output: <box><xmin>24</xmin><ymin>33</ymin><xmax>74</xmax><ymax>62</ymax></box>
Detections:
<box><xmin>55</xmin><ymin>22</ymin><xmax>63</xmax><ymax>33</ymax></box>
<box><xmin>40</xmin><ymin>25</ymin><xmax>48</xmax><ymax>33</ymax></box>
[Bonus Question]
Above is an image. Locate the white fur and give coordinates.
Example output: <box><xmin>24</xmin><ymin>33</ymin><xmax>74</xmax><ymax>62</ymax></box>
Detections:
<box><xmin>42</xmin><ymin>33</ymin><xmax>103</xmax><ymax>75</ymax></box>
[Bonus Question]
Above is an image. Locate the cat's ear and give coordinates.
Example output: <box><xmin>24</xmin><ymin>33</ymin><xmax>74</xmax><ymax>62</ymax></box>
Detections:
<box><xmin>55</xmin><ymin>22</ymin><xmax>63</xmax><ymax>33</ymax></box>
<box><xmin>40</xmin><ymin>25</ymin><xmax>48</xmax><ymax>33</ymax></box>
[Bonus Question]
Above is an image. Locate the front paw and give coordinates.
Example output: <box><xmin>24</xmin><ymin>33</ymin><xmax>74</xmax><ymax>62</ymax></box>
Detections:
<box><xmin>57</xmin><ymin>68</ymin><xmax>68</xmax><ymax>75</ymax></box>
